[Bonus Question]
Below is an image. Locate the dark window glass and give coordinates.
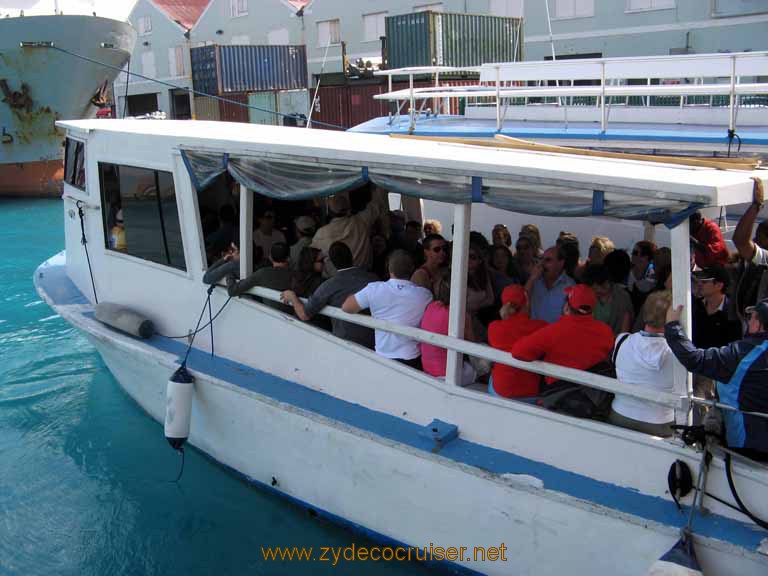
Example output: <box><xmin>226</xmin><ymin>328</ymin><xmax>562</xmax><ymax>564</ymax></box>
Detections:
<box><xmin>99</xmin><ymin>162</ymin><xmax>186</xmax><ymax>271</ymax></box>
<box><xmin>64</xmin><ymin>138</ymin><xmax>86</xmax><ymax>190</ymax></box>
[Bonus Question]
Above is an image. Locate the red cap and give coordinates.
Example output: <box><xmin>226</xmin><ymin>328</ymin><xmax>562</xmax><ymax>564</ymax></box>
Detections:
<box><xmin>501</xmin><ymin>285</ymin><xmax>527</xmax><ymax>308</ymax></box>
<box><xmin>565</xmin><ymin>284</ymin><xmax>596</xmax><ymax>314</ymax></box>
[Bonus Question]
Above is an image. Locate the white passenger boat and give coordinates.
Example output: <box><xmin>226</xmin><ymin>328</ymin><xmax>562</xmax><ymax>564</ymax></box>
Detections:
<box><xmin>36</xmin><ymin>119</ymin><xmax>768</xmax><ymax>575</ymax></box>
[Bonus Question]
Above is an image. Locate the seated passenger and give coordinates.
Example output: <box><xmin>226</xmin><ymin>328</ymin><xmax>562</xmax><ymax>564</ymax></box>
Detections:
<box><xmin>423</xmin><ymin>219</ymin><xmax>442</xmax><ymax>237</ymax></box>
<box><xmin>205</xmin><ymin>205</ymin><xmax>237</xmax><ymax>263</ymax></box>
<box><xmin>556</xmin><ymin>231</ymin><xmax>583</xmax><ymax>280</ymax></box>
<box><xmin>252</xmin><ymin>208</ymin><xmax>286</xmax><ymax>263</ymax></box>
<box><xmin>583</xmin><ymin>263</ymin><xmax>633</xmax><ymax>336</ymax></box>
<box><xmin>526</xmin><ymin>245</ymin><xmax>575</xmax><ymax>324</ymax></box>
<box><xmin>292</xmin><ymin>246</ymin><xmax>324</xmax><ymax>298</ymax></box>
<box><xmin>290</xmin><ymin>215</ymin><xmax>316</xmax><ymax>270</ymax></box>
<box><xmin>512</xmin><ymin>284</ymin><xmax>615</xmax><ymax>388</ymax></box>
<box><xmin>342</xmin><ymin>250</ymin><xmax>432</xmax><ymax>369</ymax></box>
<box><xmin>586</xmin><ymin>236</ymin><xmax>614</xmax><ymax>267</ymax></box>
<box><xmin>411</xmin><ymin>234</ymin><xmax>447</xmax><ymax>292</ymax></box>
<box><xmin>492</xmin><ymin>224</ymin><xmax>512</xmax><ymax>250</ymax></box>
<box><xmin>420</xmin><ymin>270</ymin><xmax>476</xmax><ymax>385</ymax></box>
<box><xmin>466</xmin><ymin>242</ymin><xmax>496</xmax><ymax>341</ymax></box>
<box><xmin>518</xmin><ymin>224</ymin><xmax>543</xmax><ymax>257</ymax></box>
<box><xmin>609</xmin><ymin>291</ymin><xmax>676</xmax><ymax>437</ymax></box>
<box><xmin>228</xmin><ymin>242</ymin><xmax>293</xmax><ymax>312</ymax></box>
<box><xmin>281</xmin><ymin>242</ymin><xmax>378</xmax><ymax>349</ymax></box>
<box><xmin>203</xmin><ymin>242</ymin><xmax>240</xmax><ymax>285</ymax></box>
<box><xmin>490</xmin><ymin>245</ymin><xmax>520</xmax><ymax>301</ymax></box>
<box><xmin>487</xmin><ymin>286</ymin><xmax>547</xmax><ymax>398</ymax></box>
<box><xmin>312</xmin><ymin>185</ymin><xmax>387</xmax><ymax>276</ymax></box>
<box><xmin>604</xmin><ymin>248</ymin><xmax>631</xmax><ymax>287</ymax></box>
<box><xmin>109</xmin><ymin>209</ymin><xmax>127</xmax><ymax>251</ymax></box>
<box><xmin>513</xmin><ymin>235</ymin><xmax>537</xmax><ymax>285</ymax></box>
<box><xmin>628</xmin><ymin>241</ymin><xmax>657</xmax><ymax>314</ymax></box>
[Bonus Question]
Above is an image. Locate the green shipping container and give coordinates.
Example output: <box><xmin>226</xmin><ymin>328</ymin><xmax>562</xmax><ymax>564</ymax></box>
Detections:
<box><xmin>385</xmin><ymin>11</ymin><xmax>523</xmax><ymax>70</ymax></box>
<box><xmin>248</xmin><ymin>92</ymin><xmax>279</xmax><ymax>126</ymax></box>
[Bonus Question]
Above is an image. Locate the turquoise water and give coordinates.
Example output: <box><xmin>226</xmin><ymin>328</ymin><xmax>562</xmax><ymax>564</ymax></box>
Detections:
<box><xmin>0</xmin><ymin>199</ymin><xmax>431</xmax><ymax>576</ymax></box>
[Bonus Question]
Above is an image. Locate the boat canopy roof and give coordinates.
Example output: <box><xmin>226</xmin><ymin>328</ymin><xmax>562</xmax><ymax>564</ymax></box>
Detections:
<box><xmin>58</xmin><ymin>119</ymin><xmax>765</xmax><ymax>224</ymax></box>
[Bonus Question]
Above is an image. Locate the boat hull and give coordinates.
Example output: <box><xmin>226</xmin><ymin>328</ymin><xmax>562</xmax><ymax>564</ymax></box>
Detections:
<box><xmin>0</xmin><ymin>158</ymin><xmax>63</xmax><ymax>196</ymax></box>
<box><xmin>34</xmin><ymin>253</ymin><xmax>768</xmax><ymax>576</ymax></box>
<box><xmin>0</xmin><ymin>15</ymin><xmax>135</xmax><ymax>196</ymax></box>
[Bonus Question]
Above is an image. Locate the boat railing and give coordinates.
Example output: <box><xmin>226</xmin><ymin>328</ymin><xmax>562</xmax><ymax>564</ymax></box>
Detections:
<box><xmin>374</xmin><ymin>52</ymin><xmax>768</xmax><ymax>133</ymax></box>
<box><xmin>237</xmin><ymin>284</ymin><xmax>683</xmax><ymax>410</ymax></box>
<box><xmin>231</xmin><ymin>284</ymin><xmax>768</xmax><ymax>424</ymax></box>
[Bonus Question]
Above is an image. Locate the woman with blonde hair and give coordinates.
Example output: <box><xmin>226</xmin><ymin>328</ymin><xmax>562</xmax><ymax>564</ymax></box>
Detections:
<box><xmin>609</xmin><ymin>290</ymin><xmax>677</xmax><ymax>437</ymax></box>
<box><xmin>588</xmin><ymin>236</ymin><xmax>615</xmax><ymax>266</ymax></box>
<box><xmin>518</xmin><ymin>224</ymin><xmax>543</xmax><ymax>257</ymax></box>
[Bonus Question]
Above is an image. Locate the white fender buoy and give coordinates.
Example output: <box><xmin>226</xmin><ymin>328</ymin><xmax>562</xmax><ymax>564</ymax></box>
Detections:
<box><xmin>165</xmin><ymin>366</ymin><xmax>194</xmax><ymax>450</ymax></box>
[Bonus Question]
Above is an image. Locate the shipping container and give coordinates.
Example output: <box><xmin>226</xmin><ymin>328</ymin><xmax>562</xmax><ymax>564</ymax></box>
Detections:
<box><xmin>385</xmin><ymin>12</ymin><xmax>523</xmax><ymax>70</ymax></box>
<box><xmin>309</xmin><ymin>79</ymin><xmax>477</xmax><ymax>131</ymax></box>
<box><xmin>193</xmin><ymin>95</ymin><xmax>220</xmax><ymax>121</ymax></box>
<box><xmin>191</xmin><ymin>45</ymin><xmax>308</xmax><ymax>96</ymax></box>
<box><xmin>248</xmin><ymin>92</ymin><xmax>279</xmax><ymax>126</ymax></box>
<box><xmin>218</xmin><ymin>92</ymin><xmax>249</xmax><ymax>123</ymax></box>
<box><xmin>278</xmin><ymin>89</ymin><xmax>310</xmax><ymax>126</ymax></box>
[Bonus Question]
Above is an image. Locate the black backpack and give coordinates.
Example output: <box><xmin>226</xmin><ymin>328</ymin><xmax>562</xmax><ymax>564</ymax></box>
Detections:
<box><xmin>538</xmin><ymin>334</ymin><xmax>630</xmax><ymax>421</ymax></box>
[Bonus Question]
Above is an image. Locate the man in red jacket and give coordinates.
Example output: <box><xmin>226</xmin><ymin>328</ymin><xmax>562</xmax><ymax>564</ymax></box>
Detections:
<box><xmin>512</xmin><ymin>284</ymin><xmax>614</xmax><ymax>387</ymax></box>
<box><xmin>488</xmin><ymin>285</ymin><xmax>547</xmax><ymax>398</ymax></box>
<box><xmin>690</xmin><ymin>211</ymin><xmax>729</xmax><ymax>268</ymax></box>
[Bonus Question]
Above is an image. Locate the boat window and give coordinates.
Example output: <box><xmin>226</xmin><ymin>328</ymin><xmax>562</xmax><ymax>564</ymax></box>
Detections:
<box><xmin>98</xmin><ymin>162</ymin><xmax>186</xmax><ymax>271</ymax></box>
<box><xmin>195</xmin><ymin>173</ymin><xmax>240</xmax><ymax>267</ymax></box>
<box><xmin>64</xmin><ymin>138</ymin><xmax>86</xmax><ymax>190</ymax></box>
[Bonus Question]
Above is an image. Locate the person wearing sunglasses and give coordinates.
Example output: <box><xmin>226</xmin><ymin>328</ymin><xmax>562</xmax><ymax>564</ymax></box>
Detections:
<box><xmin>525</xmin><ymin>245</ymin><xmax>575</xmax><ymax>324</ymax></box>
<box><xmin>665</xmin><ymin>298</ymin><xmax>768</xmax><ymax>461</ymax></box>
<box><xmin>411</xmin><ymin>234</ymin><xmax>448</xmax><ymax>292</ymax></box>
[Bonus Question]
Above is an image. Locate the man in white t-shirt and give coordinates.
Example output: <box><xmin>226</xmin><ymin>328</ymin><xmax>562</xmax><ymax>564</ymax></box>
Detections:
<box><xmin>342</xmin><ymin>250</ymin><xmax>432</xmax><ymax>369</ymax></box>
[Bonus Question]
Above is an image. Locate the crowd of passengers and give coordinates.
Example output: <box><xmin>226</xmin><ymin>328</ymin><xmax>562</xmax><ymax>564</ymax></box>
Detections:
<box><xmin>201</xmin><ymin>181</ymin><xmax>768</xmax><ymax>460</ymax></box>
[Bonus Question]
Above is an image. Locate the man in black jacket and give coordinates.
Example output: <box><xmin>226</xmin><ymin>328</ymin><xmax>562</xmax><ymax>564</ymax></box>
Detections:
<box><xmin>665</xmin><ymin>300</ymin><xmax>768</xmax><ymax>461</ymax></box>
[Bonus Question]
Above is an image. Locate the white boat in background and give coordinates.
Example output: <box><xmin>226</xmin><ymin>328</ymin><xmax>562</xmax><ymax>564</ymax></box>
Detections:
<box><xmin>351</xmin><ymin>51</ymin><xmax>768</xmax><ymax>252</ymax></box>
<box><xmin>0</xmin><ymin>5</ymin><xmax>134</xmax><ymax>196</ymax></box>
<box><xmin>36</xmin><ymin>118</ymin><xmax>768</xmax><ymax>575</ymax></box>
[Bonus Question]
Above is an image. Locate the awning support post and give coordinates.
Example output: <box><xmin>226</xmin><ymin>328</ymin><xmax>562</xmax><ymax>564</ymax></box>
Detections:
<box><xmin>239</xmin><ymin>184</ymin><xmax>253</xmax><ymax>280</ymax></box>
<box><xmin>670</xmin><ymin>219</ymin><xmax>693</xmax><ymax>424</ymax></box>
<box><xmin>446</xmin><ymin>202</ymin><xmax>471</xmax><ymax>387</ymax></box>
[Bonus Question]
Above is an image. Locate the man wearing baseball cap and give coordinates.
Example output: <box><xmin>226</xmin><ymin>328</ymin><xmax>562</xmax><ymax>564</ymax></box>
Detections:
<box><xmin>691</xmin><ymin>267</ymin><xmax>742</xmax><ymax>349</ymax></box>
<box><xmin>512</xmin><ymin>284</ymin><xmax>615</xmax><ymax>389</ymax></box>
<box><xmin>665</xmin><ymin>298</ymin><xmax>768</xmax><ymax>460</ymax></box>
<box><xmin>487</xmin><ymin>285</ymin><xmax>547</xmax><ymax>398</ymax></box>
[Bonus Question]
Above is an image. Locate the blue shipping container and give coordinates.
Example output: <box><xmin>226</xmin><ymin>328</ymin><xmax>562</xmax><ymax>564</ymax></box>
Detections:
<box><xmin>191</xmin><ymin>45</ymin><xmax>308</xmax><ymax>95</ymax></box>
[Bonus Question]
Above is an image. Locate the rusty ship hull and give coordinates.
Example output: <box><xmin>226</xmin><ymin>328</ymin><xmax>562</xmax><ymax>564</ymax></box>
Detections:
<box><xmin>0</xmin><ymin>15</ymin><xmax>135</xmax><ymax>196</ymax></box>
